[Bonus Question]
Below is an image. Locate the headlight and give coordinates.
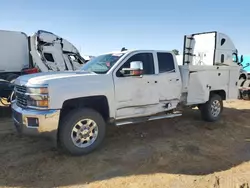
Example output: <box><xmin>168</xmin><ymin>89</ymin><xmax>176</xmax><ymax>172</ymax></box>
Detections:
<box><xmin>26</xmin><ymin>87</ymin><xmax>49</xmax><ymax>109</ymax></box>
<box><xmin>26</xmin><ymin>87</ymin><xmax>48</xmax><ymax>94</ymax></box>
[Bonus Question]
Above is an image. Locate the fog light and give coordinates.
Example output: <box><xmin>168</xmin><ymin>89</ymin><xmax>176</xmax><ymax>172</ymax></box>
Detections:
<box><xmin>27</xmin><ymin>117</ymin><xmax>39</xmax><ymax>127</ymax></box>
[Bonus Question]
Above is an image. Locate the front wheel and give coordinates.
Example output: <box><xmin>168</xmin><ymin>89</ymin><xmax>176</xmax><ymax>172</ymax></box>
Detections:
<box><xmin>199</xmin><ymin>94</ymin><xmax>223</xmax><ymax>122</ymax></box>
<box><xmin>58</xmin><ymin>108</ymin><xmax>106</xmax><ymax>156</ymax></box>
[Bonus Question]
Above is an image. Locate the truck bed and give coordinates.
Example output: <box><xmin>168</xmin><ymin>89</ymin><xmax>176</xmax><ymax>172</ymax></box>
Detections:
<box><xmin>179</xmin><ymin>65</ymin><xmax>240</xmax><ymax>105</ymax></box>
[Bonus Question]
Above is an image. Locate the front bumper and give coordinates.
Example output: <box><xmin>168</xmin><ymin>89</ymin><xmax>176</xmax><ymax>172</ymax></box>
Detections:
<box><xmin>11</xmin><ymin>102</ymin><xmax>60</xmax><ymax>145</ymax></box>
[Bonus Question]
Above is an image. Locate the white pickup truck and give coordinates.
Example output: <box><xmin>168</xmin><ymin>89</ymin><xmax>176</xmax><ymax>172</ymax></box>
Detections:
<box><xmin>12</xmin><ymin>31</ymin><xmax>240</xmax><ymax>156</ymax></box>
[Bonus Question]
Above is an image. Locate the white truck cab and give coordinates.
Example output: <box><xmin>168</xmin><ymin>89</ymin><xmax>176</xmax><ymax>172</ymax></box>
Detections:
<box><xmin>11</xmin><ymin>31</ymin><xmax>240</xmax><ymax>156</ymax></box>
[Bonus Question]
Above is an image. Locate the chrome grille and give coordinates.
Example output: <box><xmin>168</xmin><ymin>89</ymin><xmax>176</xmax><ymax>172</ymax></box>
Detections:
<box><xmin>15</xmin><ymin>85</ymin><xmax>27</xmax><ymax>107</ymax></box>
<box><xmin>17</xmin><ymin>96</ymin><xmax>27</xmax><ymax>107</ymax></box>
<box><xmin>15</xmin><ymin>85</ymin><xmax>27</xmax><ymax>93</ymax></box>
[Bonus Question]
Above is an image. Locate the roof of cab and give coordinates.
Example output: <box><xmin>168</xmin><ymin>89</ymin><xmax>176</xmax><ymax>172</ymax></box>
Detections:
<box><xmin>101</xmin><ymin>49</ymin><xmax>174</xmax><ymax>55</ymax></box>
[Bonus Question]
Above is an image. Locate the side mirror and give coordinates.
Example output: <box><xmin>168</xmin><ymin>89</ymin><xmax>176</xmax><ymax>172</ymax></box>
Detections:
<box><xmin>121</xmin><ymin>61</ymin><xmax>143</xmax><ymax>77</ymax></box>
<box><xmin>240</xmin><ymin>55</ymin><xmax>244</xmax><ymax>63</ymax></box>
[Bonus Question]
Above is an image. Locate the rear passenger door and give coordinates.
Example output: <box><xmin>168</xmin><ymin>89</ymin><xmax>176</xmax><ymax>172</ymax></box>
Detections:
<box><xmin>155</xmin><ymin>52</ymin><xmax>182</xmax><ymax>102</ymax></box>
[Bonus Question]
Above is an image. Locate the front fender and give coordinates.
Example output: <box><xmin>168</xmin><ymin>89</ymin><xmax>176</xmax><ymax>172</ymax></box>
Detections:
<box><xmin>48</xmin><ymin>75</ymin><xmax>116</xmax><ymax>118</ymax></box>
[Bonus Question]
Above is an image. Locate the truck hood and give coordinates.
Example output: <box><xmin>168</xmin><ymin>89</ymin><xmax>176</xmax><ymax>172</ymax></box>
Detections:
<box><xmin>15</xmin><ymin>71</ymin><xmax>95</xmax><ymax>86</ymax></box>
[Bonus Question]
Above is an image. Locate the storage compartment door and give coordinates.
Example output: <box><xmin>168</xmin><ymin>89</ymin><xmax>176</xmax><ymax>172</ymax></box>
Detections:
<box><xmin>228</xmin><ymin>67</ymin><xmax>241</xmax><ymax>99</ymax></box>
<box><xmin>187</xmin><ymin>72</ymin><xmax>210</xmax><ymax>104</ymax></box>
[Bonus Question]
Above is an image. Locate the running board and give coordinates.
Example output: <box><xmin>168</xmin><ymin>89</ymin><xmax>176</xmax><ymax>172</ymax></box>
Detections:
<box><xmin>115</xmin><ymin>113</ymin><xmax>182</xmax><ymax>126</ymax></box>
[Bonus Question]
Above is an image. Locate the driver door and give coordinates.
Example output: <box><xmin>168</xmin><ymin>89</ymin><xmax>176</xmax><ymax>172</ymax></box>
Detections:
<box><xmin>113</xmin><ymin>52</ymin><xmax>159</xmax><ymax>119</ymax></box>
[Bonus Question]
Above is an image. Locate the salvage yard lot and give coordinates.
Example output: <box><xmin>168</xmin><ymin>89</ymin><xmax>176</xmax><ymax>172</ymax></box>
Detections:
<box><xmin>1</xmin><ymin>100</ymin><xmax>250</xmax><ymax>188</ymax></box>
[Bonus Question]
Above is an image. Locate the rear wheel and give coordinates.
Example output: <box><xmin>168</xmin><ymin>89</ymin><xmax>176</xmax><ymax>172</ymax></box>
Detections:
<box><xmin>241</xmin><ymin>80</ymin><xmax>250</xmax><ymax>100</ymax></box>
<box><xmin>199</xmin><ymin>94</ymin><xmax>223</xmax><ymax>122</ymax></box>
<box><xmin>241</xmin><ymin>90</ymin><xmax>250</xmax><ymax>100</ymax></box>
<box><xmin>58</xmin><ymin>108</ymin><xmax>106</xmax><ymax>156</ymax></box>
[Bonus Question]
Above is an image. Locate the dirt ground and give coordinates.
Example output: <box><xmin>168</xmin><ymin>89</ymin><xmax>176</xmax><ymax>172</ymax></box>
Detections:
<box><xmin>1</xmin><ymin>100</ymin><xmax>250</xmax><ymax>188</ymax></box>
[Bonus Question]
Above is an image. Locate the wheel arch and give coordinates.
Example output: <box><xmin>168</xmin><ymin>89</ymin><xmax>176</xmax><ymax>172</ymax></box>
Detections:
<box><xmin>239</xmin><ymin>73</ymin><xmax>247</xmax><ymax>80</ymax></box>
<box><xmin>210</xmin><ymin>90</ymin><xmax>226</xmax><ymax>100</ymax></box>
<box><xmin>59</xmin><ymin>95</ymin><xmax>110</xmax><ymax>123</ymax></box>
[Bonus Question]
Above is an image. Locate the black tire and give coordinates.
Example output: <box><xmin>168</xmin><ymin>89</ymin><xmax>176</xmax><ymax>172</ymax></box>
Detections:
<box><xmin>199</xmin><ymin>94</ymin><xmax>223</xmax><ymax>122</ymax></box>
<box><xmin>241</xmin><ymin>80</ymin><xmax>250</xmax><ymax>100</ymax></box>
<box><xmin>241</xmin><ymin>91</ymin><xmax>250</xmax><ymax>100</ymax></box>
<box><xmin>58</xmin><ymin>108</ymin><xmax>106</xmax><ymax>156</ymax></box>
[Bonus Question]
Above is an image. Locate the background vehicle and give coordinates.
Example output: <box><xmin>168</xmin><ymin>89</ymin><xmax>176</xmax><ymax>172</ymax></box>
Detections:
<box><xmin>238</xmin><ymin>55</ymin><xmax>250</xmax><ymax>100</ymax></box>
<box><xmin>0</xmin><ymin>29</ymin><xmax>89</xmax><ymax>105</ymax></box>
<box><xmin>12</xmin><ymin>31</ymin><xmax>241</xmax><ymax>156</ymax></box>
<box><xmin>177</xmin><ymin>50</ymin><xmax>249</xmax><ymax>100</ymax></box>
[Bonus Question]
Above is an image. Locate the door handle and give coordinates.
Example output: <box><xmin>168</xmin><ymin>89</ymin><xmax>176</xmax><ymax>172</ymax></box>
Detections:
<box><xmin>147</xmin><ymin>81</ymin><xmax>157</xmax><ymax>83</ymax></box>
<box><xmin>169</xmin><ymin>79</ymin><xmax>179</xmax><ymax>82</ymax></box>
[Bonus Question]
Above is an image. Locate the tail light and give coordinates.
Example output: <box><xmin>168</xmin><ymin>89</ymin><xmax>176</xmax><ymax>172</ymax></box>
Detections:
<box><xmin>23</xmin><ymin>68</ymin><xmax>40</xmax><ymax>74</ymax></box>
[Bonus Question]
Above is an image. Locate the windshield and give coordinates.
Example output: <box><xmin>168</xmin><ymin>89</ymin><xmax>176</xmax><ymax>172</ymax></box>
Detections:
<box><xmin>81</xmin><ymin>53</ymin><xmax>125</xmax><ymax>74</ymax></box>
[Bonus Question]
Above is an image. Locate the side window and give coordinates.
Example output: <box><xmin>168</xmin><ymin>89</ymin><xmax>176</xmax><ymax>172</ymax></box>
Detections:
<box><xmin>221</xmin><ymin>54</ymin><xmax>225</xmax><ymax>63</ymax></box>
<box><xmin>44</xmin><ymin>53</ymin><xmax>55</xmax><ymax>62</ymax></box>
<box><xmin>157</xmin><ymin>52</ymin><xmax>175</xmax><ymax>73</ymax></box>
<box><xmin>221</xmin><ymin>38</ymin><xmax>226</xmax><ymax>46</ymax></box>
<box><xmin>116</xmin><ymin>53</ymin><xmax>155</xmax><ymax>77</ymax></box>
